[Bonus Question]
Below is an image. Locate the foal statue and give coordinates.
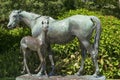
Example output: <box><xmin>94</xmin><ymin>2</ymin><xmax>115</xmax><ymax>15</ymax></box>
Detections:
<box><xmin>8</xmin><ymin>10</ymin><xmax>101</xmax><ymax>77</ymax></box>
<box><xmin>20</xmin><ymin>17</ymin><xmax>49</xmax><ymax>76</ymax></box>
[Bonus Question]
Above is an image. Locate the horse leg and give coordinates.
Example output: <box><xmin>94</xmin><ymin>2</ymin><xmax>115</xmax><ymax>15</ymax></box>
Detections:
<box><xmin>47</xmin><ymin>45</ymin><xmax>55</xmax><ymax>76</ymax></box>
<box><xmin>77</xmin><ymin>36</ymin><xmax>99</xmax><ymax>77</ymax></box>
<box><xmin>91</xmin><ymin>50</ymin><xmax>99</xmax><ymax>77</ymax></box>
<box><xmin>43</xmin><ymin>55</ymin><xmax>48</xmax><ymax>77</ymax></box>
<box><xmin>76</xmin><ymin>35</ymin><xmax>92</xmax><ymax>76</ymax></box>
<box><xmin>90</xmin><ymin>47</ymin><xmax>99</xmax><ymax>77</ymax></box>
<box><xmin>41</xmin><ymin>47</ymin><xmax>48</xmax><ymax>76</ymax></box>
<box><xmin>75</xmin><ymin>44</ymin><xmax>87</xmax><ymax>76</ymax></box>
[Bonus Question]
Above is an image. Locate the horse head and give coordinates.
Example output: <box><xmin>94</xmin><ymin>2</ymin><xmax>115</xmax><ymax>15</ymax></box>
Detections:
<box><xmin>7</xmin><ymin>10</ymin><xmax>22</xmax><ymax>29</ymax></box>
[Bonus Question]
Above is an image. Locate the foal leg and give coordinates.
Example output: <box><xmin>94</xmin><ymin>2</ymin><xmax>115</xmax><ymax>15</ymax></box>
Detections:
<box><xmin>35</xmin><ymin>63</ymin><xmax>41</xmax><ymax>72</ymax></box>
<box><xmin>37</xmin><ymin>59</ymin><xmax>48</xmax><ymax>77</ymax></box>
<box><xmin>21</xmin><ymin>61</ymin><xmax>25</xmax><ymax>74</ymax></box>
<box><xmin>37</xmin><ymin>62</ymin><xmax>44</xmax><ymax>76</ymax></box>
<box><xmin>23</xmin><ymin>49</ymin><xmax>31</xmax><ymax>75</ymax></box>
<box><xmin>36</xmin><ymin>48</ymin><xmax>48</xmax><ymax>76</ymax></box>
<box><xmin>36</xmin><ymin>50</ymin><xmax>43</xmax><ymax>76</ymax></box>
<box><xmin>75</xmin><ymin>44</ymin><xmax>87</xmax><ymax>76</ymax></box>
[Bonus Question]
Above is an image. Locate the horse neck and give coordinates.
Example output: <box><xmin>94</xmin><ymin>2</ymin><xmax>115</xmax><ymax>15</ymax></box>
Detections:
<box><xmin>49</xmin><ymin>17</ymin><xmax>56</xmax><ymax>22</ymax></box>
<box><xmin>20</xmin><ymin>11</ymin><xmax>39</xmax><ymax>29</ymax></box>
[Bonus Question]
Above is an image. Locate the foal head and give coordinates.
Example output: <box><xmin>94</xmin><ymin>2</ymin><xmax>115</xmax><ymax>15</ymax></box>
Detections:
<box><xmin>41</xmin><ymin>17</ymin><xmax>49</xmax><ymax>32</ymax></box>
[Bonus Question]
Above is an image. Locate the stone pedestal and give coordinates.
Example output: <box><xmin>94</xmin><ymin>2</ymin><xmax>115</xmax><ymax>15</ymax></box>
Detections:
<box><xmin>16</xmin><ymin>74</ymin><xmax>106</xmax><ymax>80</ymax></box>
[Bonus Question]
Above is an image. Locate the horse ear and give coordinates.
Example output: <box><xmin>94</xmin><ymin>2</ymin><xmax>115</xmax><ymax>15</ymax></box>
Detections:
<box><xmin>47</xmin><ymin>16</ymin><xmax>49</xmax><ymax>19</ymax></box>
<box><xmin>42</xmin><ymin>21</ymin><xmax>44</xmax><ymax>24</ymax></box>
<box><xmin>46</xmin><ymin>16</ymin><xmax>49</xmax><ymax>23</ymax></box>
<box><xmin>18</xmin><ymin>9</ymin><xmax>22</xmax><ymax>13</ymax></box>
<box><xmin>47</xmin><ymin>20</ymin><xmax>49</xmax><ymax>24</ymax></box>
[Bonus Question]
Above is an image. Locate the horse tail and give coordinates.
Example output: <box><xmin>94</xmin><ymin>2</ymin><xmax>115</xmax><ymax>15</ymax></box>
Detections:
<box><xmin>90</xmin><ymin>16</ymin><xmax>101</xmax><ymax>51</ymax></box>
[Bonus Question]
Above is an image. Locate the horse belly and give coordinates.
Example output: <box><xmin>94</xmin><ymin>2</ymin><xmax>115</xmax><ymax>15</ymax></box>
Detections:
<box><xmin>48</xmin><ymin>29</ymin><xmax>74</xmax><ymax>44</ymax></box>
<box><xmin>49</xmin><ymin>34</ymin><xmax>75</xmax><ymax>44</ymax></box>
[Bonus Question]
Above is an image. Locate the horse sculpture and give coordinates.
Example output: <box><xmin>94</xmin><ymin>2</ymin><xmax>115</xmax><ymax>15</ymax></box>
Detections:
<box><xmin>7</xmin><ymin>10</ymin><xmax>101</xmax><ymax>77</ymax></box>
<box><xmin>20</xmin><ymin>17</ymin><xmax>49</xmax><ymax>76</ymax></box>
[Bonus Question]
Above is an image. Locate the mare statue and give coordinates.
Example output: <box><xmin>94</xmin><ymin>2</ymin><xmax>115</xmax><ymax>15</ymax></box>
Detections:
<box><xmin>20</xmin><ymin>17</ymin><xmax>49</xmax><ymax>76</ymax></box>
<box><xmin>7</xmin><ymin>10</ymin><xmax>101</xmax><ymax>77</ymax></box>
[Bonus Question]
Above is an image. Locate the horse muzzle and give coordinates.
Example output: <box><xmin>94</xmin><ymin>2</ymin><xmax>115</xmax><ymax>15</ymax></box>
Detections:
<box><xmin>7</xmin><ymin>23</ymin><xmax>15</xmax><ymax>29</ymax></box>
<box><xmin>7</xmin><ymin>24</ymin><xmax>12</xmax><ymax>28</ymax></box>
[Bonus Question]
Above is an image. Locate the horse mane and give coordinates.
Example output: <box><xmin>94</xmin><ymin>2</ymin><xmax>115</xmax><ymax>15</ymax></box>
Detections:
<box><xmin>29</xmin><ymin>12</ymin><xmax>40</xmax><ymax>17</ymax></box>
<box><xmin>19</xmin><ymin>10</ymin><xmax>41</xmax><ymax>20</ymax></box>
<box><xmin>12</xmin><ymin>10</ymin><xmax>40</xmax><ymax>17</ymax></box>
<box><xmin>12</xmin><ymin>10</ymin><xmax>56</xmax><ymax>22</ymax></box>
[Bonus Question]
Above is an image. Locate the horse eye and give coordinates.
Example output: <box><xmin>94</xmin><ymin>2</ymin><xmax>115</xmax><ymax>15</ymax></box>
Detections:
<box><xmin>42</xmin><ymin>21</ymin><xmax>44</xmax><ymax>24</ymax></box>
<box><xmin>13</xmin><ymin>15</ymin><xmax>17</xmax><ymax>18</ymax></box>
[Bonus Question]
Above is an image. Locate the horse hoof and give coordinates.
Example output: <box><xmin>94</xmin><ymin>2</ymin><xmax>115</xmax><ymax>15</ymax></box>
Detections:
<box><xmin>74</xmin><ymin>72</ymin><xmax>82</xmax><ymax>76</ymax></box>
<box><xmin>35</xmin><ymin>69</ymin><xmax>39</xmax><ymax>72</ymax></box>
<box><xmin>36</xmin><ymin>73</ymin><xmax>43</xmax><ymax>77</ymax></box>
<box><xmin>21</xmin><ymin>71</ymin><xmax>24</xmax><ymax>74</ymax></box>
<box><xmin>49</xmin><ymin>72</ymin><xmax>55</xmax><ymax>76</ymax></box>
<box><xmin>36</xmin><ymin>74</ymin><xmax>41</xmax><ymax>77</ymax></box>
<box><xmin>92</xmin><ymin>74</ymin><xmax>99</xmax><ymax>78</ymax></box>
<box><xmin>24</xmin><ymin>73</ymin><xmax>32</xmax><ymax>76</ymax></box>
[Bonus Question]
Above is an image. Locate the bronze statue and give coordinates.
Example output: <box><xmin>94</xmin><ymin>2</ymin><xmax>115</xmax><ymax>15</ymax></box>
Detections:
<box><xmin>7</xmin><ymin>10</ymin><xmax>101</xmax><ymax>77</ymax></box>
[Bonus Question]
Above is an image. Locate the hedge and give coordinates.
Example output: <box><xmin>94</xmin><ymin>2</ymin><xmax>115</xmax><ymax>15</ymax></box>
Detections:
<box><xmin>0</xmin><ymin>9</ymin><xmax>120</xmax><ymax>79</ymax></box>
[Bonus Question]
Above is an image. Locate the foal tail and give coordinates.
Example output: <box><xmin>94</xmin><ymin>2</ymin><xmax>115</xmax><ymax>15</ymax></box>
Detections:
<box><xmin>20</xmin><ymin>46</ymin><xmax>22</xmax><ymax>54</ymax></box>
<box><xmin>90</xmin><ymin>16</ymin><xmax>101</xmax><ymax>51</ymax></box>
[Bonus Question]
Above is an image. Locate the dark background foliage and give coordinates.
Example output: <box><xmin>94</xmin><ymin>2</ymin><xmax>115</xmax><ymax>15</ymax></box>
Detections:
<box><xmin>0</xmin><ymin>0</ymin><xmax>120</xmax><ymax>79</ymax></box>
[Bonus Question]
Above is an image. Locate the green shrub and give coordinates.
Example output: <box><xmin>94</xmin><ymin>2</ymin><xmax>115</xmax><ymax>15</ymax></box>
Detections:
<box><xmin>0</xmin><ymin>27</ymin><xmax>30</xmax><ymax>78</ymax></box>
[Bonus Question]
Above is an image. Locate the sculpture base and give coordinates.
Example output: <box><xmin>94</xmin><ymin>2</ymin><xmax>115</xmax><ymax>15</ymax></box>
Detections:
<box><xmin>16</xmin><ymin>74</ymin><xmax>106</xmax><ymax>80</ymax></box>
